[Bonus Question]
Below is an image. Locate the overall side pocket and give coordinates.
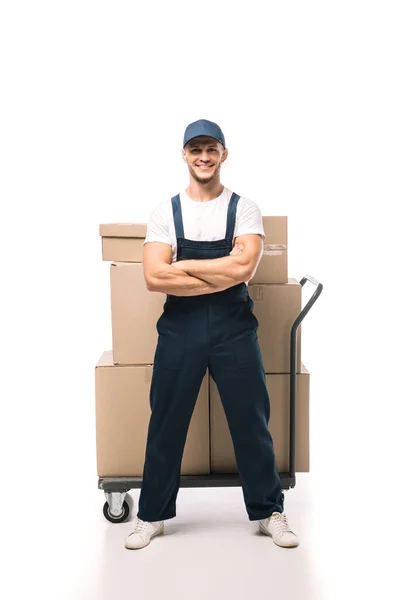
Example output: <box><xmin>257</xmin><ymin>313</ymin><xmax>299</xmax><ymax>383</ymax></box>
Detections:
<box><xmin>155</xmin><ymin>330</ymin><xmax>187</xmax><ymax>371</ymax></box>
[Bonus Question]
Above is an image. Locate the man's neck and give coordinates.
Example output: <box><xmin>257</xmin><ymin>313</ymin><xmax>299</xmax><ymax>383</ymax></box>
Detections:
<box><xmin>185</xmin><ymin>180</ymin><xmax>224</xmax><ymax>202</ymax></box>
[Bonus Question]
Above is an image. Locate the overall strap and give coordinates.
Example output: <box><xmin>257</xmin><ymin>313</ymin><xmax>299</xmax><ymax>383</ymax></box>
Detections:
<box><xmin>171</xmin><ymin>194</ymin><xmax>184</xmax><ymax>239</ymax></box>
<box><xmin>225</xmin><ymin>192</ymin><xmax>240</xmax><ymax>242</ymax></box>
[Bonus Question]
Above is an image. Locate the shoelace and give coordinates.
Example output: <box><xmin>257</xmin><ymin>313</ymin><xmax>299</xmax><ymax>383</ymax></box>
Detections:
<box><xmin>270</xmin><ymin>512</ymin><xmax>293</xmax><ymax>535</ymax></box>
<box><xmin>133</xmin><ymin>518</ymin><xmax>150</xmax><ymax>536</ymax></box>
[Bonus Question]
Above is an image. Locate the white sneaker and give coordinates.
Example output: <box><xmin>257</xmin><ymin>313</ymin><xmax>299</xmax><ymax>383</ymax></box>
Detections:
<box><xmin>124</xmin><ymin>516</ymin><xmax>164</xmax><ymax>549</ymax></box>
<box><xmin>259</xmin><ymin>511</ymin><xmax>299</xmax><ymax>547</ymax></box>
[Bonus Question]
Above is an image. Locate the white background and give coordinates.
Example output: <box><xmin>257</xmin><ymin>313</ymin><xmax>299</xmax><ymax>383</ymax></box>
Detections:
<box><xmin>1</xmin><ymin>1</ymin><xmax>399</xmax><ymax>597</ymax></box>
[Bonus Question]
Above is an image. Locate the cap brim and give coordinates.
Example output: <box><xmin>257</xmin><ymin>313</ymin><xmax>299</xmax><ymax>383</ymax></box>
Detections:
<box><xmin>183</xmin><ymin>135</ymin><xmax>224</xmax><ymax>148</ymax></box>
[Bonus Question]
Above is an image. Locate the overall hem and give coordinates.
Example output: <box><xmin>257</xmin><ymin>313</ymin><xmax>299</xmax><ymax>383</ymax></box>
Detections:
<box><xmin>137</xmin><ymin>511</ymin><xmax>176</xmax><ymax>522</ymax></box>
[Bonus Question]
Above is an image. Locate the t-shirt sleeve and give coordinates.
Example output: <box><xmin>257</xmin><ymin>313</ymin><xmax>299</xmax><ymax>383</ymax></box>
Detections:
<box><xmin>143</xmin><ymin>203</ymin><xmax>172</xmax><ymax>247</ymax></box>
<box><xmin>235</xmin><ymin>198</ymin><xmax>266</xmax><ymax>241</ymax></box>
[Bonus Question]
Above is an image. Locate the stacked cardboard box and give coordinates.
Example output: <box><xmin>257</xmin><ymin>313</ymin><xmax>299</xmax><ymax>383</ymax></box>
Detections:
<box><xmin>95</xmin><ymin>217</ymin><xmax>310</xmax><ymax>478</ymax></box>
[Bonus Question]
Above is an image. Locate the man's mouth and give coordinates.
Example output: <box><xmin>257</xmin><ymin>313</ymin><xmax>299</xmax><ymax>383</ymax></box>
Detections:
<box><xmin>196</xmin><ymin>164</ymin><xmax>213</xmax><ymax>170</ymax></box>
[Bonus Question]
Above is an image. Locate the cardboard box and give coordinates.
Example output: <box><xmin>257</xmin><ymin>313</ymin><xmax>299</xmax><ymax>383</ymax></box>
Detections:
<box><xmin>248</xmin><ymin>279</ymin><xmax>302</xmax><ymax>373</ymax></box>
<box><xmin>110</xmin><ymin>262</ymin><xmax>165</xmax><ymax>365</ymax></box>
<box><xmin>110</xmin><ymin>263</ymin><xmax>301</xmax><ymax>372</ymax></box>
<box><xmin>95</xmin><ymin>350</ymin><xmax>210</xmax><ymax>477</ymax></box>
<box><xmin>248</xmin><ymin>216</ymin><xmax>288</xmax><ymax>284</ymax></box>
<box><xmin>210</xmin><ymin>363</ymin><xmax>310</xmax><ymax>473</ymax></box>
<box><xmin>100</xmin><ymin>223</ymin><xmax>147</xmax><ymax>262</ymax></box>
<box><xmin>100</xmin><ymin>217</ymin><xmax>288</xmax><ymax>284</ymax></box>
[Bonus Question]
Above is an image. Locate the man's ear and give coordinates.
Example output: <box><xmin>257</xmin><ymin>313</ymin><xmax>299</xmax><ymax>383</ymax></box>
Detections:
<box><xmin>182</xmin><ymin>149</ymin><xmax>188</xmax><ymax>163</ymax></box>
<box><xmin>222</xmin><ymin>147</ymin><xmax>228</xmax><ymax>163</ymax></box>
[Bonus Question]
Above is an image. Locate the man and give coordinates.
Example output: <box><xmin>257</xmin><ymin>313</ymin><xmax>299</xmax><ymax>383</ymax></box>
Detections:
<box><xmin>125</xmin><ymin>119</ymin><xmax>299</xmax><ymax>550</ymax></box>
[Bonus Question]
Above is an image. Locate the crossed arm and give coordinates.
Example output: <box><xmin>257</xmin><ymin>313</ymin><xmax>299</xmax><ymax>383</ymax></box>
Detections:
<box><xmin>144</xmin><ymin>234</ymin><xmax>263</xmax><ymax>296</ymax></box>
<box><xmin>172</xmin><ymin>234</ymin><xmax>263</xmax><ymax>286</ymax></box>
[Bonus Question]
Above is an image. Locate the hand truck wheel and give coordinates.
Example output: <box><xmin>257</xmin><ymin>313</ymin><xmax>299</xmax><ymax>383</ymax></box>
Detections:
<box><xmin>103</xmin><ymin>490</ymin><xmax>130</xmax><ymax>523</ymax></box>
<box><xmin>103</xmin><ymin>499</ymin><xmax>129</xmax><ymax>523</ymax></box>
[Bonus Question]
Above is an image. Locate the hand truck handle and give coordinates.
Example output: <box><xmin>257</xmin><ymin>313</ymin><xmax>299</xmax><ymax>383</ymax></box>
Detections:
<box><xmin>289</xmin><ymin>275</ymin><xmax>323</xmax><ymax>479</ymax></box>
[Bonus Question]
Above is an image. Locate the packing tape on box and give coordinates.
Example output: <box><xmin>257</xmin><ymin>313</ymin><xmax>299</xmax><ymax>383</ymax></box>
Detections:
<box><xmin>262</xmin><ymin>243</ymin><xmax>286</xmax><ymax>256</ymax></box>
<box><xmin>251</xmin><ymin>285</ymin><xmax>264</xmax><ymax>301</ymax></box>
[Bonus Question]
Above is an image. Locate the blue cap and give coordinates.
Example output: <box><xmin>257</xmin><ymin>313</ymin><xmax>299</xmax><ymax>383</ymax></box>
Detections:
<box><xmin>183</xmin><ymin>119</ymin><xmax>225</xmax><ymax>148</ymax></box>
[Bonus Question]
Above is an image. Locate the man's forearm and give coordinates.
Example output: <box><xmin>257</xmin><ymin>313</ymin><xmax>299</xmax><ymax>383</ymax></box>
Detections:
<box><xmin>173</xmin><ymin>256</ymin><xmax>248</xmax><ymax>286</ymax></box>
<box><xmin>148</xmin><ymin>264</ymin><xmax>230</xmax><ymax>297</ymax></box>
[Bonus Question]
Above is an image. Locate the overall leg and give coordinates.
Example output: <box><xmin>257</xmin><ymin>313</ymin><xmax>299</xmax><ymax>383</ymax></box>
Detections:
<box><xmin>137</xmin><ymin>310</ymin><xmax>208</xmax><ymax>522</ymax></box>
<box><xmin>209</xmin><ymin>328</ymin><xmax>284</xmax><ymax>521</ymax></box>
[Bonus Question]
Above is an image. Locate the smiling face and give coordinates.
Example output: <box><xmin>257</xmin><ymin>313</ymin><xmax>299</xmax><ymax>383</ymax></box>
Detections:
<box><xmin>182</xmin><ymin>136</ymin><xmax>228</xmax><ymax>184</ymax></box>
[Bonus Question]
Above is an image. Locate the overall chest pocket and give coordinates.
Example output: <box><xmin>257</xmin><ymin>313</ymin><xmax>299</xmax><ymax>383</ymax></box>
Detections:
<box><xmin>179</xmin><ymin>248</ymin><xmax>230</xmax><ymax>262</ymax></box>
<box><xmin>177</xmin><ymin>238</ymin><xmax>231</xmax><ymax>261</ymax></box>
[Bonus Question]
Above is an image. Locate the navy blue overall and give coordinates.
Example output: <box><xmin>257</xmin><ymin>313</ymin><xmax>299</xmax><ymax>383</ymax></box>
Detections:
<box><xmin>137</xmin><ymin>191</ymin><xmax>284</xmax><ymax>522</ymax></box>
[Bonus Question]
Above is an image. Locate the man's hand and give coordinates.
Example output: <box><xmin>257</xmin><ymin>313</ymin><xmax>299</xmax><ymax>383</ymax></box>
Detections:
<box><xmin>230</xmin><ymin>243</ymin><xmax>244</xmax><ymax>256</ymax></box>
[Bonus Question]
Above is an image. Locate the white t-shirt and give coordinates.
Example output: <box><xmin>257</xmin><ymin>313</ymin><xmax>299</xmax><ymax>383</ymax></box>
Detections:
<box><xmin>143</xmin><ymin>186</ymin><xmax>265</xmax><ymax>263</ymax></box>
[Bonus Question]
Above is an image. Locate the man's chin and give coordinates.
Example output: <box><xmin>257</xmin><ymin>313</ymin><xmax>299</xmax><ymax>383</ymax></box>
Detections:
<box><xmin>190</xmin><ymin>170</ymin><xmax>216</xmax><ymax>184</ymax></box>
<box><xmin>193</xmin><ymin>175</ymin><xmax>214</xmax><ymax>184</ymax></box>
